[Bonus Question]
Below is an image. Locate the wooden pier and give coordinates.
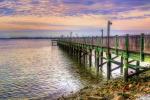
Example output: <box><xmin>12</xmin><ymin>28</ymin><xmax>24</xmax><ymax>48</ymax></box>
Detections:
<box><xmin>57</xmin><ymin>34</ymin><xmax>150</xmax><ymax>81</ymax></box>
<box><xmin>57</xmin><ymin>21</ymin><xmax>150</xmax><ymax>81</ymax></box>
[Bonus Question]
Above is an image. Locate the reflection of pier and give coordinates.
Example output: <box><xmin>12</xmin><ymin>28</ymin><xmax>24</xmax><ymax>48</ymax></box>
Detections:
<box><xmin>58</xmin><ymin>21</ymin><xmax>150</xmax><ymax>82</ymax></box>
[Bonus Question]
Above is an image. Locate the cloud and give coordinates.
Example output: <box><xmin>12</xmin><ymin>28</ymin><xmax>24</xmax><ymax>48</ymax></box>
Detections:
<box><xmin>110</xmin><ymin>9</ymin><xmax>150</xmax><ymax>20</ymax></box>
<box><xmin>62</xmin><ymin>0</ymin><xmax>96</xmax><ymax>6</ymax></box>
<box><xmin>0</xmin><ymin>0</ymin><xmax>149</xmax><ymax>33</ymax></box>
<box><xmin>0</xmin><ymin>15</ymin><xmax>107</xmax><ymax>30</ymax></box>
<box><xmin>0</xmin><ymin>7</ymin><xmax>15</xmax><ymax>15</ymax></box>
<box><xmin>0</xmin><ymin>0</ymin><xmax>149</xmax><ymax>16</ymax></box>
<box><xmin>113</xmin><ymin>17</ymin><xmax>150</xmax><ymax>30</ymax></box>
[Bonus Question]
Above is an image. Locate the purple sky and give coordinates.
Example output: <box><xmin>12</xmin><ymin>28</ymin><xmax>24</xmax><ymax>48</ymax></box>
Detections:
<box><xmin>0</xmin><ymin>0</ymin><xmax>149</xmax><ymax>37</ymax></box>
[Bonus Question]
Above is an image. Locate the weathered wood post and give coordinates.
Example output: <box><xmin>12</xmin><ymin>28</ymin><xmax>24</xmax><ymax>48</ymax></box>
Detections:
<box><xmin>96</xmin><ymin>48</ymin><xmax>100</xmax><ymax>73</ymax></box>
<box><xmin>78</xmin><ymin>44</ymin><xmax>80</xmax><ymax>62</ymax></box>
<box><xmin>86</xmin><ymin>51</ymin><xmax>88</xmax><ymax>66</ymax></box>
<box><xmin>77</xmin><ymin>37</ymin><xmax>80</xmax><ymax>61</ymax></box>
<box><xmin>140</xmin><ymin>33</ymin><xmax>144</xmax><ymax>61</ymax></box>
<box><xmin>100</xmin><ymin>29</ymin><xmax>104</xmax><ymax>70</ymax></box>
<box><xmin>77</xmin><ymin>43</ymin><xmax>79</xmax><ymax>61</ymax></box>
<box><xmin>136</xmin><ymin>61</ymin><xmax>140</xmax><ymax>77</ymax></box>
<box><xmin>73</xmin><ymin>45</ymin><xmax>75</xmax><ymax>57</ymax></box>
<box><xmin>83</xmin><ymin>37</ymin><xmax>86</xmax><ymax>65</ymax></box>
<box><xmin>70</xmin><ymin>32</ymin><xmax>73</xmax><ymax>57</ymax></box>
<box><xmin>89</xmin><ymin>37</ymin><xmax>94</xmax><ymax>67</ymax></box>
<box><xmin>107</xmin><ymin>21</ymin><xmax>112</xmax><ymax>80</ymax></box>
<box><xmin>115</xmin><ymin>35</ymin><xmax>119</xmax><ymax>55</ymax></box>
<box><xmin>74</xmin><ymin>43</ymin><xmax>77</xmax><ymax>57</ymax></box>
<box><xmin>94</xmin><ymin>48</ymin><xmax>97</xmax><ymax>67</ymax></box>
<box><xmin>124</xmin><ymin>34</ymin><xmax>129</xmax><ymax>82</ymax></box>
<box><xmin>121</xmin><ymin>53</ymin><xmax>123</xmax><ymax>74</ymax></box>
<box><xmin>89</xmin><ymin>48</ymin><xmax>92</xmax><ymax>67</ymax></box>
<box><xmin>79</xmin><ymin>45</ymin><xmax>82</xmax><ymax>65</ymax></box>
<box><xmin>85</xmin><ymin>45</ymin><xmax>88</xmax><ymax>65</ymax></box>
<box><xmin>95</xmin><ymin>37</ymin><xmax>97</xmax><ymax>67</ymax></box>
<box><xmin>69</xmin><ymin>36</ymin><xmax>71</xmax><ymax>56</ymax></box>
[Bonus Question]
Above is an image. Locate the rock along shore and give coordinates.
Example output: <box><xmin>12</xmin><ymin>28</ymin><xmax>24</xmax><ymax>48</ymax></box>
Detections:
<box><xmin>58</xmin><ymin>70</ymin><xmax>150</xmax><ymax>100</ymax></box>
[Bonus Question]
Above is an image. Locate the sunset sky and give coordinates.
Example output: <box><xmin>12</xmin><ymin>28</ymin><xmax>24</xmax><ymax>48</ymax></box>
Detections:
<box><xmin>0</xmin><ymin>0</ymin><xmax>149</xmax><ymax>37</ymax></box>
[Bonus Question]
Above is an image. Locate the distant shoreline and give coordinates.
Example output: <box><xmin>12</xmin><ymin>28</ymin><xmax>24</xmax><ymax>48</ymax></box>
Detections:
<box><xmin>0</xmin><ymin>37</ymin><xmax>59</xmax><ymax>39</ymax></box>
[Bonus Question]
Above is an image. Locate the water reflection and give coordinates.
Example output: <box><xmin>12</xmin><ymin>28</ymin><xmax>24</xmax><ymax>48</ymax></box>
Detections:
<box><xmin>0</xmin><ymin>39</ymin><xmax>98</xmax><ymax>100</ymax></box>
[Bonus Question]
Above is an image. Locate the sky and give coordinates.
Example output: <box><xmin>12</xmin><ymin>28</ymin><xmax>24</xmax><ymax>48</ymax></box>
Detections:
<box><xmin>0</xmin><ymin>0</ymin><xmax>150</xmax><ymax>37</ymax></box>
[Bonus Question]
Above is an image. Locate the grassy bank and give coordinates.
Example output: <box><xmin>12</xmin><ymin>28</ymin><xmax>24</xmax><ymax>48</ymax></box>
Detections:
<box><xmin>58</xmin><ymin>70</ymin><xmax>150</xmax><ymax>100</ymax></box>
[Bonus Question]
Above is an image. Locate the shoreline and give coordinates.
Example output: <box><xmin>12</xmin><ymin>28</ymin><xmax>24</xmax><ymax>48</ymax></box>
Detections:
<box><xmin>58</xmin><ymin>70</ymin><xmax>150</xmax><ymax>100</ymax></box>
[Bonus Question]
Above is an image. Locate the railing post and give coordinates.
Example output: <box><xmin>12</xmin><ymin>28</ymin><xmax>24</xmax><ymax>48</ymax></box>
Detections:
<box><xmin>96</xmin><ymin>49</ymin><xmax>100</xmax><ymax>73</ymax></box>
<box><xmin>92</xmin><ymin>36</ymin><xmax>94</xmax><ymax>46</ymax></box>
<box><xmin>115</xmin><ymin>35</ymin><xmax>119</xmax><ymax>55</ymax></box>
<box><xmin>140</xmin><ymin>33</ymin><xmax>144</xmax><ymax>61</ymax></box>
<box><xmin>77</xmin><ymin>44</ymin><xmax>80</xmax><ymax>62</ymax></box>
<box><xmin>121</xmin><ymin>53</ymin><xmax>123</xmax><ymax>74</ymax></box>
<box><xmin>85</xmin><ymin>46</ymin><xmax>88</xmax><ymax>65</ymax></box>
<box><xmin>89</xmin><ymin>48</ymin><xmax>92</xmax><ymax>67</ymax></box>
<box><xmin>79</xmin><ymin>46</ymin><xmax>82</xmax><ymax>65</ymax></box>
<box><xmin>100</xmin><ymin>29</ymin><xmax>103</xmax><ymax>70</ymax></box>
<box><xmin>95</xmin><ymin>49</ymin><xmax>97</xmax><ymax>67</ymax></box>
<box><xmin>107</xmin><ymin>21</ymin><xmax>112</xmax><ymax>80</ymax></box>
<box><xmin>124</xmin><ymin>34</ymin><xmax>129</xmax><ymax>82</ymax></box>
<box><xmin>136</xmin><ymin>61</ymin><xmax>140</xmax><ymax>77</ymax></box>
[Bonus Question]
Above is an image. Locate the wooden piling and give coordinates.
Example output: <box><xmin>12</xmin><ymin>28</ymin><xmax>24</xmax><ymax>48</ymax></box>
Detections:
<box><xmin>79</xmin><ymin>46</ymin><xmax>82</xmax><ymax>65</ymax></box>
<box><xmin>121</xmin><ymin>54</ymin><xmax>123</xmax><ymax>74</ymax></box>
<box><xmin>115</xmin><ymin>35</ymin><xmax>119</xmax><ymax>55</ymax></box>
<box><xmin>107</xmin><ymin>21</ymin><xmax>112</xmax><ymax>80</ymax></box>
<box><xmin>89</xmin><ymin>48</ymin><xmax>92</xmax><ymax>67</ymax></box>
<box><xmin>107</xmin><ymin>53</ymin><xmax>111</xmax><ymax>80</ymax></box>
<box><xmin>100</xmin><ymin>51</ymin><xmax>103</xmax><ymax>70</ymax></box>
<box><xmin>140</xmin><ymin>33</ymin><xmax>144</xmax><ymax>61</ymax></box>
<box><xmin>96</xmin><ymin>49</ymin><xmax>100</xmax><ymax>73</ymax></box>
<box><xmin>100</xmin><ymin>29</ymin><xmax>104</xmax><ymax>70</ymax></box>
<box><xmin>124</xmin><ymin>34</ymin><xmax>129</xmax><ymax>82</ymax></box>
<box><xmin>136</xmin><ymin>61</ymin><xmax>140</xmax><ymax>77</ymax></box>
<box><xmin>95</xmin><ymin>49</ymin><xmax>97</xmax><ymax>67</ymax></box>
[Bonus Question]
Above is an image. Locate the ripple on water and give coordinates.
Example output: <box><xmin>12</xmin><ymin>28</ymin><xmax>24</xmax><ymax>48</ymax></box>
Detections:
<box><xmin>0</xmin><ymin>40</ymin><xmax>94</xmax><ymax>100</ymax></box>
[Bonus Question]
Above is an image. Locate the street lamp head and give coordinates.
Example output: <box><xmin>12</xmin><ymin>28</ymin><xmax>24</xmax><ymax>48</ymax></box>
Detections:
<box><xmin>108</xmin><ymin>21</ymin><xmax>112</xmax><ymax>25</ymax></box>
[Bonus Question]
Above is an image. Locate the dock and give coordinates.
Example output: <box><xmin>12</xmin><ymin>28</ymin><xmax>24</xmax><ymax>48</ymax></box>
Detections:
<box><xmin>57</xmin><ymin>21</ymin><xmax>150</xmax><ymax>81</ymax></box>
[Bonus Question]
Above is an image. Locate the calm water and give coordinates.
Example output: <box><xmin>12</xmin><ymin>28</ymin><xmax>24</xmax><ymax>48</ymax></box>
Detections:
<box><xmin>0</xmin><ymin>39</ymin><xmax>94</xmax><ymax>100</ymax></box>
